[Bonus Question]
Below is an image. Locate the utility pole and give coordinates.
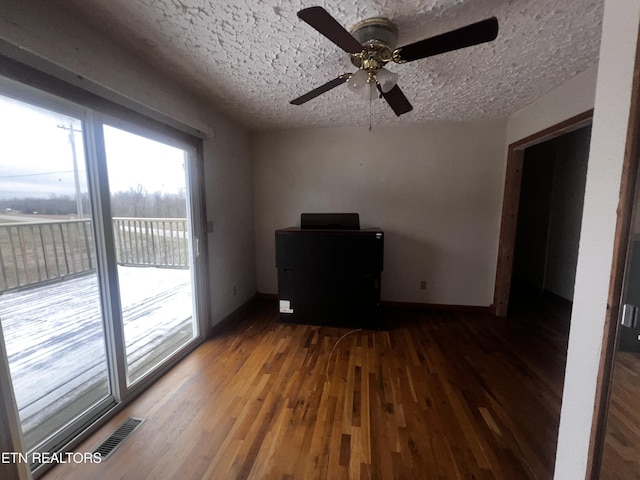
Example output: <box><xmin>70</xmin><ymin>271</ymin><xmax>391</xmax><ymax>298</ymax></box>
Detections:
<box><xmin>57</xmin><ymin>123</ymin><xmax>84</xmax><ymax>217</ymax></box>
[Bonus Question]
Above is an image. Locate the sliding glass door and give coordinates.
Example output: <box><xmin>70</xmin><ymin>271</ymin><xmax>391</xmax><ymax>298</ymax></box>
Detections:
<box><xmin>0</xmin><ymin>93</ymin><xmax>112</xmax><ymax>451</ymax></box>
<box><xmin>102</xmin><ymin>124</ymin><xmax>198</xmax><ymax>385</ymax></box>
<box><xmin>0</xmin><ymin>78</ymin><xmax>204</xmax><ymax>462</ymax></box>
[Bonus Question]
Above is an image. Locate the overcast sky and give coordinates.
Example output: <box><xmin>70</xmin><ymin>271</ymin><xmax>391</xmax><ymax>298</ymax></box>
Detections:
<box><xmin>0</xmin><ymin>94</ymin><xmax>187</xmax><ymax>201</ymax></box>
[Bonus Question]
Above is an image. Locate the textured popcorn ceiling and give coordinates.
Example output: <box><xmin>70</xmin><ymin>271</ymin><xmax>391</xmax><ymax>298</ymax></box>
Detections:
<box><xmin>55</xmin><ymin>0</ymin><xmax>603</xmax><ymax>131</ymax></box>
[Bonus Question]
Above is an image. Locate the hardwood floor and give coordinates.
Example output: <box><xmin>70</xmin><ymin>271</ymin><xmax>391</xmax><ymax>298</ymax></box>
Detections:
<box><xmin>601</xmin><ymin>351</ymin><xmax>640</xmax><ymax>479</ymax></box>
<box><xmin>42</xmin><ymin>296</ymin><xmax>570</xmax><ymax>480</ymax></box>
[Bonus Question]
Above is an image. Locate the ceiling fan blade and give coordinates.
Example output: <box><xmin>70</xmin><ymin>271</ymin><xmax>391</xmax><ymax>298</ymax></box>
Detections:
<box><xmin>297</xmin><ymin>7</ymin><xmax>363</xmax><ymax>54</ymax></box>
<box><xmin>394</xmin><ymin>17</ymin><xmax>498</xmax><ymax>63</ymax></box>
<box><xmin>380</xmin><ymin>84</ymin><xmax>413</xmax><ymax>116</ymax></box>
<box><xmin>290</xmin><ymin>75</ymin><xmax>350</xmax><ymax>105</ymax></box>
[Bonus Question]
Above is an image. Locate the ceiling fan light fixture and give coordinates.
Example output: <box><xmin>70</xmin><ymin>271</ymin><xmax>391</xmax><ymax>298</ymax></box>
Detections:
<box><xmin>359</xmin><ymin>81</ymin><xmax>377</xmax><ymax>101</ymax></box>
<box><xmin>347</xmin><ymin>69</ymin><xmax>369</xmax><ymax>92</ymax></box>
<box><xmin>375</xmin><ymin>67</ymin><xmax>398</xmax><ymax>93</ymax></box>
<box><xmin>347</xmin><ymin>69</ymin><xmax>377</xmax><ymax>100</ymax></box>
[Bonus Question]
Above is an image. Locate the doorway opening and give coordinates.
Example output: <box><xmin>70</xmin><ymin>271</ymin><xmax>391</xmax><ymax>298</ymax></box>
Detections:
<box><xmin>510</xmin><ymin>125</ymin><xmax>591</xmax><ymax>313</ymax></box>
<box><xmin>493</xmin><ymin>110</ymin><xmax>593</xmax><ymax>317</ymax></box>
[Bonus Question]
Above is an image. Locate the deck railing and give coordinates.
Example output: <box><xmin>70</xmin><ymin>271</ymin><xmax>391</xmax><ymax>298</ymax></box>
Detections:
<box><xmin>0</xmin><ymin>217</ymin><xmax>189</xmax><ymax>292</ymax></box>
<box><xmin>112</xmin><ymin>217</ymin><xmax>189</xmax><ymax>269</ymax></box>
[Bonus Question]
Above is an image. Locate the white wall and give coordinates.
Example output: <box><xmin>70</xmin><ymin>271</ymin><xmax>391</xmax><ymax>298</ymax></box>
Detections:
<box><xmin>0</xmin><ymin>0</ymin><xmax>257</xmax><ymax>326</ymax></box>
<box><xmin>507</xmin><ymin>65</ymin><xmax>597</xmax><ymax>145</ymax></box>
<box><xmin>554</xmin><ymin>0</ymin><xmax>640</xmax><ymax>477</ymax></box>
<box><xmin>204</xmin><ymin>128</ymin><xmax>256</xmax><ymax>322</ymax></box>
<box><xmin>253</xmin><ymin>120</ymin><xmax>507</xmax><ymax>306</ymax></box>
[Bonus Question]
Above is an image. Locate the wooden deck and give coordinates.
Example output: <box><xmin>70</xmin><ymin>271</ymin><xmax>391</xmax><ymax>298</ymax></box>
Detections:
<box><xmin>0</xmin><ymin>217</ymin><xmax>189</xmax><ymax>292</ymax></box>
<box><xmin>0</xmin><ymin>266</ymin><xmax>193</xmax><ymax>449</ymax></box>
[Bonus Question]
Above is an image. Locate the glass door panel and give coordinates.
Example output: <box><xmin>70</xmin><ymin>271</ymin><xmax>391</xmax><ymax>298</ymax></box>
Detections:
<box><xmin>0</xmin><ymin>94</ymin><xmax>111</xmax><ymax>450</ymax></box>
<box><xmin>102</xmin><ymin>125</ymin><xmax>197</xmax><ymax>385</ymax></box>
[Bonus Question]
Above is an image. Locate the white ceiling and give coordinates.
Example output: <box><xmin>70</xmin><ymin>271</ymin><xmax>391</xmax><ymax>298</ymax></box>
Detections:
<box><xmin>55</xmin><ymin>0</ymin><xmax>603</xmax><ymax>131</ymax></box>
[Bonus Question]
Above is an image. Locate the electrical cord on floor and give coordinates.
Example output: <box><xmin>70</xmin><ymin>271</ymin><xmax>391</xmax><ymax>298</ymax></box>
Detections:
<box><xmin>325</xmin><ymin>328</ymin><xmax>363</xmax><ymax>385</ymax></box>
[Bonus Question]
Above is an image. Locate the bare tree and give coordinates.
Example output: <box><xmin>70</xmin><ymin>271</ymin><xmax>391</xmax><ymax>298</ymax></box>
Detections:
<box><xmin>131</xmin><ymin>184</ymin><xmax>148</xmax><ymax>217</ymax></box>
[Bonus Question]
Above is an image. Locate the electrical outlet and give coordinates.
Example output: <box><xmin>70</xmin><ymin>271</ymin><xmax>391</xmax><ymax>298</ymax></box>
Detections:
<box><xmin>419</xmin><ymin>280</ymin><xmax>427</xmax><ymax>290</ymax></box>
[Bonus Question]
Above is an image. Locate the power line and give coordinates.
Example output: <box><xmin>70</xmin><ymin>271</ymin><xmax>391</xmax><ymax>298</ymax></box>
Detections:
<box><xmin>0</xmin><ymin>170</ymin><xmax>85</xmax><ymax>179</ymax></box>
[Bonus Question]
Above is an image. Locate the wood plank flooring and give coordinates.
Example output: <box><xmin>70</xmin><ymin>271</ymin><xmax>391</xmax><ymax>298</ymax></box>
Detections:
<box><xmin>601</xmin><ymin>351</ymin><xmax>640</xmax><ymax>479</ymax></box>
<box><xmin>42</xmin><ymin>296</ymin><xmax>571</xmax><ymax>480</ymax></box>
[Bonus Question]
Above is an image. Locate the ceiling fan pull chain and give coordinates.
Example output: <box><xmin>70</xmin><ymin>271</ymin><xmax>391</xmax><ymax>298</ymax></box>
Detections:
<box><xmin>369</xmin><ymin>93</ymin><xmax>372</xmax><ymax>131</ymax></box>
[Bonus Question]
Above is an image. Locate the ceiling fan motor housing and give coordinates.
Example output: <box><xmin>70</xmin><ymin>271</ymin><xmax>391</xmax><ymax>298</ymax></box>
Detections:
<box><xmin>349</xmin><ymin>17</ymin><xmax>398</xmax><ymax>69</ymax></box>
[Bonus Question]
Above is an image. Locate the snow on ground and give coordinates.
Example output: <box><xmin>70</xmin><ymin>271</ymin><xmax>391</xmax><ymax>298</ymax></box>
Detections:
<box><xmin>0</xmin><ymin>265</ymin><xmax>193</xmax><ymax>448</ymax></box>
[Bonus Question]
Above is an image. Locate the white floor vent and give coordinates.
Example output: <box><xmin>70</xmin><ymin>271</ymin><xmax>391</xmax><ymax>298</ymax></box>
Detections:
<box><xmin>93</xmin><ymin>417</ymin><xmax>144</xmax><ymax>460</ymax></box>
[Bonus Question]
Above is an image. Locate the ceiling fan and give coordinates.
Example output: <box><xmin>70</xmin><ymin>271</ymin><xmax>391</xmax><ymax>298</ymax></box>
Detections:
<box><xmin>290</xmin><ymin>6</ymin><xmax>499</xmax><ymax>116</ymax></box>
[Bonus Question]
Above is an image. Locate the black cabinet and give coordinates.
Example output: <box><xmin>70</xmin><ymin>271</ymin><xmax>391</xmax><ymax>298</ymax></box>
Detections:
<box><xmin>275</xmin><ymin>227</ymin><xmax>384</xmax><ymax>329</ymax></box>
